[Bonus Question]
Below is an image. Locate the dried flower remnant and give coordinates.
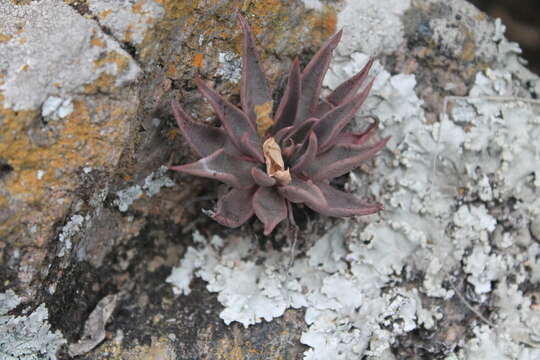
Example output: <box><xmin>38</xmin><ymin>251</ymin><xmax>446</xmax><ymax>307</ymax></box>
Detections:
<box><xmin>170</xmin><ymin>14</ymin><xmax>388</xmax><ymax>235</ymax></box>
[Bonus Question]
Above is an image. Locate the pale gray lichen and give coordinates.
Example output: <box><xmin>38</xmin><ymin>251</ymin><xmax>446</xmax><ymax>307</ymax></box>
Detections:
<box><xmin>0</xmin><ymin>290</ymin><xmax>66</xmax><ymax>360</ymax></box>
<box><xmin>58</xmin><ymin>214</ymin><xmax>86</xmax><ymax>257</ymax></box>
<box><xmin>0</xmin><ymin>0</ymin><xmax>140</xmax><ymax>111</ymax></box>
<box><xmin>216</xmin><ymin>52</ymin><xmax>242</xmax><ymax>84</ymax></box>
<box><xmin>114</xmin><ymin>166</ymin><xmax>174</xmax><ymax>212</ymax></box>
<box><xmin>334</xmin><ymin>0</ymin><xmax>410</xmax><ymax>57</ymax></box>
<box><xmin>41</xmin><ymin>96</ymin><xmax>74</xmax><ymax>120</ymax></box>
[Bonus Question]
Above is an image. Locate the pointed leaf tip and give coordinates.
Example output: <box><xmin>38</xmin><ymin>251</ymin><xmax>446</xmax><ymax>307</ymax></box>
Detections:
<box><xmin>171</xmin><ymin>101</ymin><xmax>227</xmax><ymax>157</ymax></box>
<box><xmin>296</xmin><ymin>30</ymin><xmax>343</xmax><ymax>123</ymax></box>
<box><xmin>194</xmin><ymin>76</ymin><xmax>263</xmax><ymax>161</ymax></box>
<box><xmin>170</xmin><ymin>149</ymin><xmax>255</xmax><ymax>189</ymax></box>
<box><xmin>273</xmin><ymin>58</ymin><xmax>301</xmax><ymax>133</ymax></box>
<box><xmin>327</xmin><ymin>58</ymin><xmax>374</xmax><ymax>107</ymax></box>
<box><xmin>238</xmin><ymin>13</ymin><xmax>273</xmax><ymax>126</ymax></box>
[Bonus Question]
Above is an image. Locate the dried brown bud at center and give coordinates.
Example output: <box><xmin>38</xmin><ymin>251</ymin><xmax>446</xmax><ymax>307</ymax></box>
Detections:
<box><xmin>262</xmin><ymin>137</ymin><xmax>291</xmax><ymax>185</ymax></box>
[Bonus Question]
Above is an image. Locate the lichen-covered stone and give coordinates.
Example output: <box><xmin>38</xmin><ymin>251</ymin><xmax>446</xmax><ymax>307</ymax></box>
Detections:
<box><xmin>2</xmin><ymin>0</ymin><xmax>540</xmax><ymax>359</ymax></box>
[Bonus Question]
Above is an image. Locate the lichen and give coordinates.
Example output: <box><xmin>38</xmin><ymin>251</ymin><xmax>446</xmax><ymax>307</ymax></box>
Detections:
<box><xmin>0</xmin><ymin>290</ymin><xmax>66</xmax><ymax>360</ymax></box>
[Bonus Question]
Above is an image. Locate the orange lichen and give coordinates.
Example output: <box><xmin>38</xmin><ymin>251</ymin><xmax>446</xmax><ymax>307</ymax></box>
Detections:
<box><xmin>125</xmin><ymin>24</ymin><xmax>134</xmax><ymax>43</ymax></box>
<box><xmin>83</xmin><ymin>73</ymin><xmax>115</xmax><ymax>94</ymax></box>
<box><xmin>254</xmin><ymin>100</ymin><xmax>273</xmax><ymax>136</ymax></box>
<box><xmin>192</xmin><ymin>53</ymin><xmax>204</xmax><ymax>68</ymax></box>
<box><xmin>308</xmin><ymin>7</ymin><xmax>338</xmax><ymax>44</ymax></box>
<box><xmin>91</xmin><ymin>37</ymin><xmax>106</xmax><ymax>48</ymax></box>
<box><xmin>0</xmin><ymin>33</ymin><xmax>12</xmax><ymax>43</ymax></box>
<box><xmin>100</xmin><ymin>9</ymin><xmax>113</xmax><ymax>19</ymax></box>
<box><xmin>166</xmin><ymin>63</ymin><xmax>177</xmax><ymax>77</ymax></box>
<box><xmin>132</xmin><ymin>0</ymin><xmax>145</xmax><ymax>14</ymax></box>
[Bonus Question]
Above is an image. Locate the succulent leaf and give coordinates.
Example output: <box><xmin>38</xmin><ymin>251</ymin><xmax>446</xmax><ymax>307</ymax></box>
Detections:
<box><xmin>314</xmin><ymin>181</ymin><xmax>383</xmax><ymax>217</ymax></box>
<box><xmin>170</xmin><ymin>149</ymin><xmax>255</xmax><ymax>189</ymax></box>
<box><xmin>327</xmin><ymin>58</ymin><xmax>374</xmax><ymax>106</ymax></box>
<box><xmin>296</xmin><ymin>30</ymin><xmax>342</xmax><ymax>123</ymax></box>
<box><xmin>314</xmin><ymin>79</ymin><xmax>374</xmax><ymax>151</ymax></box>
<box><xmin>282</xmin><ymin>117</ymin><xmax>319</xmax><ymax>146</ymax></box>
<box><xmin>274</xmin><ymin>58</ymin><xmax>301</xmax><ymax>132</ymax></box>
<box><xmin>251</xmin><ymin>167</ymin><xmax>277</xmax><ymax>187</ymax></box>
<box><xmin>171</xmin><ymin>101</ymin><xmax>227</xmax><ymax>157</ymax></box>
<box><xmin>278</xmin><ymin>178</ymin><xmax>327</xmax><ymax>208</ymax></box>
<box><xmin>290</xmin><ymin>131</ymin><xmax>318</xmax><ymax>172</ymax></box>
<box><xmin>335</xmin><ymin>120</ymin><xmax>379</xmax><ymax>146</ymax></box>
<box><xmin>212</xmin><ymin>187</ymin><xmax>256</xmax><ymax>227</ymax></box>
<box><xmin>194</xmin><ymin>76</ymin><xmax>263</xmax><ymax>162</ymax></box>
<box><xmin>238</xmin><ymin>14</ymin><xmax>273</xmax><ymax>125</ymax></box>
<box><xmin>306</xmin><ymin>137</ymin><xmax>390</xmax><ymax>181</ymax></box>
<box><xmin>253</xmin><ymin>187</ymin><xmax>288</xmax><ymax>235</ymax></box>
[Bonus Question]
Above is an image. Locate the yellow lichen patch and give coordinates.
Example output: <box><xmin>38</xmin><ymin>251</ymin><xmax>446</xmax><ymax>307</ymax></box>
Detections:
<box><xmin>132</xmin><ymin>0</ymin><xmax>145</xmax><ymax>14</ymax></box>
<box><xmin>83</xmin><ymin>73</ymin><xmax>115</xmax><ymax>94</ymax></box>
<box><xmin>166</xmin><ymin>62</ymin><xmax>177</xmax><ymax>78</ymax></box>
<box><xmin>255</xmin><ymin>100</ymin><xmax>273</xmax><ymax>137</ymax></box>
<box><xmin>94</xmin><ymin>50</ymin><xmax>131</xmax><ymax>73</ymax></box>
<box><xmin>307</xmin><ymin>6</ymin><xmax>338</xmax><ymax>44</ymax></box>
<box><xmin>193</xmin><ymin>53</ymin><xmax>204</xmax><ymax>68</ymax></box>
<box><xmin>0</xmin><ymin>93</ymin><xmax>133</xmax><ymax>241</ymax></box>
<box><xmin>100</xmin><ymin>9</ymin><xmax>113</xmax><ymax>19</ymax></box>
<box><xmin>90</xmin><ymin>37</ymin><xmax>105</xmax><ymax>48</ymax></box>
<box><xmin>154</xmin><ymin>0</ymin><xmax>199</xmax><ymax>20</ymax></box>
<box><xmin>123</xmin><ymin>336</ymin><xmax>176</xmax><ymax>359</ymax></box>
<box><xmin>0</xmin><ymin>33</ymin><xmax>12</xmax><ymax>43</ymax></box>
<box><xmin>250</xmin><ymin>0</ymin><xmax>284</xmax><ymax>19</ymax></box>
<box><xmin>125</xmin><ymin>24</ymin><xmax>134</xmax><ymax>43</ymax></box>
<box><xmin>11</xmin><ymin>0</ymin><xmax>33</xmax><ymax>4</ymax></box>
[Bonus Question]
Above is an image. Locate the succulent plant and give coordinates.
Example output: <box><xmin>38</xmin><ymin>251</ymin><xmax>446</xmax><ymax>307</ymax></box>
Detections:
<box><xmin>170</xmin><ymin>14</ymin><xmax>389</xmax><ymax>235</ymax></box>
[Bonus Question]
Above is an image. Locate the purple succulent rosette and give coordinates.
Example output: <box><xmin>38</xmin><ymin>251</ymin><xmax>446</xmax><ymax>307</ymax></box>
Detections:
<box><xmin>170</xmin><ymin>14</ymin><xmax>389</xmax><ymax>235</ymax></box>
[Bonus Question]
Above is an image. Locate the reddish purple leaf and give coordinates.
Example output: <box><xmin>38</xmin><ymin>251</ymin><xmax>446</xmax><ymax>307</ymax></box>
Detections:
<box><xmin>212</xmin><ymin>187</ymin><xmax>256</xmax><ymax>227</ymax></box>
<box><xmin>251</xmin><ymin>167</ymin><xmax>276</xmax><ymax>187</ymax></box>
<box><xmin>274</xmin><ymin>125</ymin><xmax>294</xmax><ymax>144</ymax></box>
<box><xmin>241</xmin><ymin>133</ymin><xmax>265</xmax><ymax>163</ymax></box>
<box><xmin>314</xmin><ymin>181</ymin><xmax>383</xmax><ymax>217</ymax></box>
<box><xmin>335</xmin><ymin>120</ymin><xmax>378</xmax><ymax>146</ymax></box>
<box><xmin>296</xmin><ymin>30</ymin><xmax>342</xmax><ymax>123</ymax></box>
<box><xmin>194</xmin><ymin>76</ymin><xmax>263</xmax><ymax>162</ymax></box>
<box><xmin>311</xmin><ymin>98</ymin><xmax>334</xmax><ymax>119</ymax></box>
<box><xmin>314</xmin><ymin>79</ymin><xmax>374</xmax><ymax>151</ymax></box>
<box><xmin>282</xmin><ymin>117</ymin><xmax>318</xmax><ymax>146</ymax></box>
<box><xmin>305</xmin><ymin>137</ymin><xmax>389</xmax><ymax>181</ymax></box>
<box><xmin>278</xmin><ymin>178</ymin><xmax>326</xmax><ymax>209</ymax></box>
<box><xmin>238</xmin><ymin>14</ymin><xmax>273</xmax><ymax>125</ymax></box>
<box><xmin>171</xmin><ymin>101</ymin><xmax>227</xmax><ymax>157</ymax></box>
<box><xmin>253</xmin><ymin>187</ymin><xmax>288</xmax><ymax>235</ymax></box>
<box><xmin>273</xmin><ymin>58</ymin><xmax>301</xmax><ymax>132</ymax></box>
<box><xmin>327</xmin><ymin>58</ymin><xmax>374</xmax><ymax>106</ymax></box>
<box><xmin>291</xmin><ymin>131</ymin><xmax>318</xmax><ymax>172</ymax></box>
<box><xmin>170</xmin><ymin>148</ymin><xmax>255</xmax><ymax>189</ymax></box>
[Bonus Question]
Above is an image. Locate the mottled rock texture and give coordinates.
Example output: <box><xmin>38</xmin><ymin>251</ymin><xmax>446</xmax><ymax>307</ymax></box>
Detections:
<box><xmin>1</xmin><ymin>0</ymin><xmax>539</xmax><ymax>359</ymax></box>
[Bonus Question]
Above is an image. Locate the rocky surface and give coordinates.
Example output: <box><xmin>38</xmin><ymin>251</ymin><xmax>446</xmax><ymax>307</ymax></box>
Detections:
<box><xmin>1</xmin><ymin>0</ymin><xmax>539</xmax><ymax>359</ymax></box>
